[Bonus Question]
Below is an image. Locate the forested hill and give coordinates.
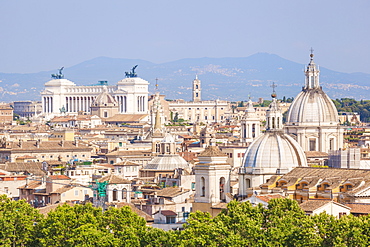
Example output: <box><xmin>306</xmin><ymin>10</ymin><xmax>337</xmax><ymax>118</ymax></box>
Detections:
<box><xmin>333</xmin><ymin>98</ymin><xmax>370</xmax><ymax>122</ymax></box>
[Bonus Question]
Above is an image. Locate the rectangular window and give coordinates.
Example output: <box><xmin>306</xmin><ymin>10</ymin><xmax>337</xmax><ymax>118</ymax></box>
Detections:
<box><xmin>309</xmin><ymin>139</ymin><xmax>316</xmax><ymax>151</ymax></box>
<box><xmin>75</xmin><ymin>190</ymin><xmax>79</xmax><ymax>196</ymax></box>
<box><xmin>329</xmin><ymin>138</ymin><xmax>334</xmax><ymax>151</ymax></box>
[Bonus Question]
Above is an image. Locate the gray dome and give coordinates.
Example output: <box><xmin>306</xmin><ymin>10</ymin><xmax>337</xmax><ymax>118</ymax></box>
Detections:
<box><xmin>243</xmin><ymin>130</ymin><xmax>307</xmax><ymax>173</ymax></box>
<box><xmin>286</xmin><ymin>88</ymin><xmax>338</xmax><ymax>125</ymax></box>
<box><xmin>92</xmin><ymin>87</ymin><xmax>117</xmax><ymax>106</ymax></box>
<box><xmin>286</xmin><ymin>53</ymin><xmax>339</xmax><ymax>126</ymax></box>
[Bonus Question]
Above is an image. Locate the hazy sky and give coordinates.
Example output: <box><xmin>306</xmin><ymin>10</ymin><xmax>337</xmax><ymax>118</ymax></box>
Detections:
<box><xmin>1</xmin><ymin>0</ymin><xmax>369</xmax><ymax>73</ymax></box>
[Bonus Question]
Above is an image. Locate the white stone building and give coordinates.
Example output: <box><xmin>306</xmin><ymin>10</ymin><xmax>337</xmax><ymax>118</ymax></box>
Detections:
<box><xmin>40</xmin><ymin>70</ymin><xmax>149</xmax><ymax>118</ymax></box>
<box><xmin>168</xmin><ymin>76</ymin><xmax>230</xmax><ymax>123</ymax></box>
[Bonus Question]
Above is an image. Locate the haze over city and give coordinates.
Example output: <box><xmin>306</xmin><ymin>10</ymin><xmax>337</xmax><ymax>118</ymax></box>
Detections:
<box><xmin>1</xmin><ymin>0</ymin><xmax>369</xmax><ymax>74</ymax></box>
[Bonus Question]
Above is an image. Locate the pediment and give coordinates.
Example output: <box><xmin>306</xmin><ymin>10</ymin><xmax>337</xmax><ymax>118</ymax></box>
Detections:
<box><xmin>354</xmin><ymin>187</ymin><xmax>370</xmax><ymax>197</ymax></box>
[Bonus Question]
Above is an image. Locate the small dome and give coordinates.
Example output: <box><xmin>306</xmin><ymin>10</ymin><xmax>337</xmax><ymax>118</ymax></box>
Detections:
<box><xmin>144</xmin><ymin>154</ymin><xmax>189</xmax><ymax>170</ymax></box>
<box><xmin>244</xmin><ymin>100</ymin><xmax>255</xmax><ymax>113</ymax></box>
<box><xmin>92</xmin><ymin>87</ymin><xmax>117</xmax><ymax>106</ymax></box>
<box><xmin>243</xmin><ymin>130</ymin><xmax>307</xmax><ymax>173</ymax></box>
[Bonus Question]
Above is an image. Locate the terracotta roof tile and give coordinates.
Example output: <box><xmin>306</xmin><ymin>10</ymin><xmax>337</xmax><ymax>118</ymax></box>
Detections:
<box><xmin>99</xmin><ymin>174</ymin><xmax>131</xmax><ymax>184</ymax></box>
<box><xmin>49</xmin><ymin>175</ymin><xmax>71</xmax><ymax>180</ymax></box>
<box><xmin>155</xmin><ymin>187</ymin><xmax>190</xmax><ymax>198</ymax></box>
<box><xmin>198</xmin><ymin>146</ymin><xmax>227</xmax><ymax>157</ymax></box>
<box><xmin>344</xmin><ymin>203</ymin><xmax>370</xmax><ymax>214</ymax></box>
<box><xmin>154</xmin><ymin>210</ymin><xmax>177</xmax><ymax>216</ymax></box>
<box><xmin>299</xmin><ymin>199</ymin><xmax>332</xmax><ymax>212</ymax></box>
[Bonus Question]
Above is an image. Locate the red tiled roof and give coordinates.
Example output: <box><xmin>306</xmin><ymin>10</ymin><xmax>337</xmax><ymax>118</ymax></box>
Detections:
<box><xmin>345</xmin><ymin>203</ymin><xmax>370</xmax><ymax>214</ymax></box>
<box><xmin>154</xmin><ymin>210</ymin><xmax>177</xmax><ymax>216</ymax></box>
<box><xmin>256</xmin><ymin>194</ymin><xmax>285</xmax><ymax>203</ymax></box>
<box><xmin>49</xmin><ymin>175</ymin><xmax>71</xmax><ymax>180</ymax></box>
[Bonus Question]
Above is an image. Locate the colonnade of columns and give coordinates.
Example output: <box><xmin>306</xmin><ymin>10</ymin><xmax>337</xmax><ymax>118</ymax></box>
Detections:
<box><xmin>137</xmin><ymin>96</ymin><xmax>146</xmax><ymax>112</ymax></box>
<box><xmin>42</xmin><ymin>97</ymin><xmax>53</xmax><ymax>113</ymax></box>
<box><xmin>115</xmin><ymin>96</ymin><xmax>127</xmax><ymax>113</ymax></box>
<box><xmin>42</xmin><ymin>94</ymin><xmax>148</xmax><ymax>115</ymax></box>
<box><xmin>65</xmin><ymin>96</ymin><xmax>95</xmax><ymax>113</ymax></box>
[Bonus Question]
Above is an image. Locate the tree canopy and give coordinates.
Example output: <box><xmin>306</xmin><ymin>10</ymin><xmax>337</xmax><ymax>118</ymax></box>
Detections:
<box><xmin>1</xmin><ymin>196</ymin><xmax>370</xmax><ymax>246</ymax></box>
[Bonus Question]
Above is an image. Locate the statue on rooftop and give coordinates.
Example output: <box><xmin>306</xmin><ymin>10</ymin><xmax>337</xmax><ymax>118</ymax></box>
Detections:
<box><xmin>125</xmin><ymin>65</ymin><xmax>138</xmax><ymax>78</ymax></box>
<box><xmin>51</xmin><ymin>67</ymin><xmax>64</xmax><ymax>79</ymax></box>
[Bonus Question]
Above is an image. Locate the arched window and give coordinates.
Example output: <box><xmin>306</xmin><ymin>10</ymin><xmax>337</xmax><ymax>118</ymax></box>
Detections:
<box><xmin>122</xmin><ymin>188</ymin><xmax>127</xmax><ymax>202</ymax></box>
<box><xmin>112</xmin><ymin>189</ymin><xmax>118</xmax><ymax>201</ymax></box>
<box><xmin>196</xmin><ymin>85</ymin><xmax>198</xmax><ymax>89</ymax></box>
<box><xmin>220</xmin><ymin>177</ymin><xmax>226</xmax><ymax>202</ymax></box>
<box><xmin>201</xmin><ymin>177</ymin><xmax>205</xmax><ymax>197</ymax></box>
<box><xmin>245</xmin><ymin>178</ymin><xmax>251</xmax><ymax>189</ymax></box>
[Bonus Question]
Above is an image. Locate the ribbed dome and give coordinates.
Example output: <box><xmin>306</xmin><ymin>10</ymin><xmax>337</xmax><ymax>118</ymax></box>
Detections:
<box><xmin>243</xmin><ymin>130</ymin><xmax>307</xmax><ymax>173</ymax></box>
<box><xmin>144</xmin><ymin>154</ymin><xmax>189</xmax><ymax>170</ymax></box>
<box><xmin>92</xmin><ymin>87</ymin><xmax>117</xmax><ymax>106</ymax></box>
<box><xmin>286</xmin><ymin>88</ymin><xmax>338</xmax><ymax>125</ymax></box>
<box><xmin>286</xmin><ymin>53</ymin><xmax>339</xmax><ymax>126</ymax></box>
<box><xmin>243</xmin><ymin>92</ymin><xmax>307</xmax><ymax>174</ymax></box>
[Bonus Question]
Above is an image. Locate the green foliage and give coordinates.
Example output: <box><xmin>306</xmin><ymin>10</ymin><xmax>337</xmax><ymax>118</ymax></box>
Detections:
<box><xmin>0</xmin><ymin>195</ymin><xmax>42</xmax><ymax>246</ymax></box>
<box><xmin>2</xmin><ymin>197</ymin><xmax>370</xmax><ymax>246</ymax></box>
<box><xmin>334</xmin><ymin>98</ymin><xmax>370</xmax><ymax>122</ymax></box>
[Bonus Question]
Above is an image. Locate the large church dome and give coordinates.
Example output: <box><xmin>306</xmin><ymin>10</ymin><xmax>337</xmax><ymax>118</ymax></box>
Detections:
<box><xmin>243</xmin><ymin>130</ymin><xmax>307</xmax><ymax>174</ymax></box>
<box><xmin>242</xmin><ymin>95</ymin><xmax>307</xmax><ymax>174</ymax></box>
<box><xmin>286</xmin><ymin>54</ymin><xmax>339</xmax><ymax>126</ymax></box>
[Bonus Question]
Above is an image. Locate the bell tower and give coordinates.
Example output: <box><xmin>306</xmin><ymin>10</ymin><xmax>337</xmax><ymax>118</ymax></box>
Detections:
<box><xmin>192</xmin><ymin>75</ymin><xmax>201</xmax><ymax>102</ymax></box>
<box><xmin>241</xmin><ymin>99</ymin><xmax>261</xmax><ymax>143</ymax></box>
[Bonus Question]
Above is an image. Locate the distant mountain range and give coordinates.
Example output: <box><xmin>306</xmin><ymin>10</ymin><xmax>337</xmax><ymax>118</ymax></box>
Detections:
<box><xmin>1</xmin><ymin>53</ymin><xmax>370</xmax><ymax>103</ymax></box>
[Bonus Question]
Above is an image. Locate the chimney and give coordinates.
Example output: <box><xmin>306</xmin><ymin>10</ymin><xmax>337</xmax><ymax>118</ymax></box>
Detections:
<box><xmin>60</xmin><ymin>140</ymin><xmax>64</xmax><ymax>147</ymax></box>
<box><xmin>74</xmin><ymin>140</ymin><xmax>78</xmax><ymax>147</ymax></box>
<box><xmin>18</xmin><ymin>139</ymin><xmax>22</xmax><ymax>148</ymax></box>
<box><xmin>36</xmin><ymin>139</ymin><xmax>40</xmax><ymax>148</ymax></box>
